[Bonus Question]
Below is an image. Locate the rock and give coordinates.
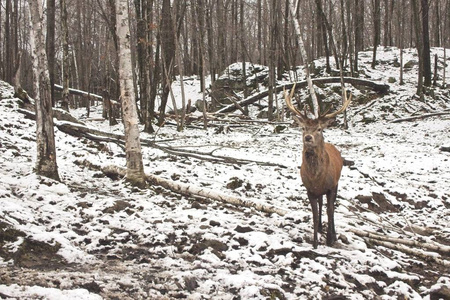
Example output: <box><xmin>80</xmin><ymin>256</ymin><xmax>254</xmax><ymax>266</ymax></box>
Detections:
<box><xmin>361</xmin><ymin>113</ymin><xmax>376</xmax><ymax>124</ymax></box>
<box><xmin>430</xmin><ymin>286</ymin><xmax>450</xmax><ymax>300</ymax></box>
<box><xmin>404</xmin><ymin>60</ymin><xmax>419</xmax><ymax>69</ymax></box>
<box><xmin>189</xmin><ymin>239</ymin><xmax>228</xmax><ymax>255</ymax></box>
<box><xmin>80</xmin><ymin>281</ymin><xmax>102</xmax><ymax>294</ymax></box>
<box><xmin>440</xmin><ymin>146</ymin><xmax>450</xmax><ymax>153</ymax></box>
<box><xmin>184</xmin><ymin>277</ymin><xmax>199</xmax><ymax>292</ymax></box>
<box><xmin>226</xmin><ymin>177</ymin><xmax>244</xmax><ymax>190</ymax></box>
<box><xmin>191</xmin><ymin>201</ymin><xmax>206</xmax><ymax>210</ymax></box>
<box><xmin>388</xmin><ymin>77</ymin><xmax>396</xmax><ymax>83</ymax></box>
<box><xmin>234</xmin><ymin>225</ymin><xmax>254</xmax><ymax>233</ymax></box>
<box><xmin>210</xmin><ymin>63</ymin><xmax>269</xmax><ymax>110</ymax></box>
<box><xmin>102</xmin><ymin>200</ymin><xmax>134</xmax><ymax>214</ymax></box>
<box><xmin>209</xmin><ymin>220</ymin><xmax>221</xmax><ymax>227</ymax></box>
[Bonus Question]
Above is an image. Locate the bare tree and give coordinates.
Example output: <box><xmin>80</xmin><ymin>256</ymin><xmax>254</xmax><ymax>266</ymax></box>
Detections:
<box><xmin>371</xmin><ymin>0</ymin><xmax>381</xmax><ymax>69</ymax></box>
<box><xmin>354</xmin><ymin>0</ymin><xmax>364</xmax><ymax>72</ymax></box>
<box><xmin>158</xmin><ymin>0</ymin><xmax>177</xmax><ymax>126</ymax></box>
<box><xmin>4</xmin><ymin>0</ymin><xmax>12</xmax><ymax>83</ymax></box>
<box><xmin>60</xmin><ymin>0</ymin><xmax>70</xmax><ymax>111</ymax></box>
<box><xmin>421</xmin><ymin>0</ymin><xmax>432</xmax><ymax>87</ymax></box>
<box><xmin>267</xmin><ymin>0</ymin><xmax>277</xmax><ymax>121</ymax></box>
<box><xmin>2</xmin><ymin>0</ymin><xmax>444</xmax><ymax>114</ymax></box>
<box><xmin>28</xmin><ymin>0</ymin><xmax>60</xmax><ymax>181</ymax></box>
<box><xmin>46</xmin><ymin>0</ymin><xmax>56</xmax><ymax>106</ymax></box>
<box><xmin>134</xmin><ymin>0</ymin><xmax>152</xmax><ymax>131</ymax></box>
<box><xmin>116</xmin><ymin>0</ymin><xmax>145</xmax><ymax>186</ymax></box>
<box><xmin>412</xmin><ymin>0</ymin><xmax>424</xmax><ymax>95</ymax></box>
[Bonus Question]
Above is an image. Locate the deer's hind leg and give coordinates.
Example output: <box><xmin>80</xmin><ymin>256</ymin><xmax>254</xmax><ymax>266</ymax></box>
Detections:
<box><xmin>326</xmin><ymin>186</ymin><xmax>338</xmax><ymax>246</ymax></box>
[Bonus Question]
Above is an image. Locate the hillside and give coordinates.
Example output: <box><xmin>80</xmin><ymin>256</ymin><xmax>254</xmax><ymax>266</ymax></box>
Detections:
<box><xmin>0</xmin><ymin>47</ymin><xmax>450</xmax><ymax>299</ymax></box>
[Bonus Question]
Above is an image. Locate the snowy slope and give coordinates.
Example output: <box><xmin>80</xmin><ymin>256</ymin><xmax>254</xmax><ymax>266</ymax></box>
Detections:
<box><xmin>0</xmin><ymin>47</ymin><xmax>449</xmax><ymax>299</ymax></box>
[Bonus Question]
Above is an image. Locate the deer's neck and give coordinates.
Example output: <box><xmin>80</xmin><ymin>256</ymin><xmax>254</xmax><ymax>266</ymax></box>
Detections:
<box><xmin>303</xmin><ymin>146</ymin><xmax>329</xmax><ymax>177</ymax></box>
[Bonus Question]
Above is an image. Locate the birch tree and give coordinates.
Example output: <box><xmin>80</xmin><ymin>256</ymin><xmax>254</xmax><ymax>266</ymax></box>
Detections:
<box><xmin>28</xmin><ymin>0</ymin><xmax>60</xmax><ymax>181</ymax></box>
<box><xmin>116</xmin><ymin>0</ymin><xmax>145</xmax><ymax>186</ymax></box>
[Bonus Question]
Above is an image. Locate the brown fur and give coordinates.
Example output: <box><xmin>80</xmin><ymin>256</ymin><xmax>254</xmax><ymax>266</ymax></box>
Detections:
<box><xmin>298</xmin><ymin>117</ymin><xmax>343</xmax><ymax>248</ymax></box>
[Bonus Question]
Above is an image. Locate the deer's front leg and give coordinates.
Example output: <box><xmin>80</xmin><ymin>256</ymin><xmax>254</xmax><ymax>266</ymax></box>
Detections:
<box><xmin>318</xmin><ymin>195</ymin><xmax>323</xmax><ymax>233</ymax></box>
<box><xmin>308</xmin><ymin>192</ymin><xmax>320</xmax><ymax>249</ymax></box>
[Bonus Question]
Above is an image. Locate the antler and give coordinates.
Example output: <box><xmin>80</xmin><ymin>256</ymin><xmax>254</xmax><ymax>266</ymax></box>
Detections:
<box><xmin>284</xmin><ymin>83</ymin><xmax>307</xmax><ymax>121</ymax></box>
<box><xmin>323</xmin><ymin>90</ymin><xmax>352</xmax><ymax>119</ymax></box>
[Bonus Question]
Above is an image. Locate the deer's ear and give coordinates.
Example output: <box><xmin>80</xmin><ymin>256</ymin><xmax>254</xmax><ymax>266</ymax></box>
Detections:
<box><xmin>321</xmin><ymin>117</ymin><xmax>336</xmax><ymax>128</ymax></box>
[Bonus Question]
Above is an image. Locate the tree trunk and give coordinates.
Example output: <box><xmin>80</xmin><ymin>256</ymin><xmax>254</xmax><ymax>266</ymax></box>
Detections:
<box><xmin>288</xmin><ymin>0</ymin><xmax>319</xmax><ymax>118</ymax></box>
<box><xmin>158</xmin><ymin>0</ymin><xmax>176</xmax><ymax>126</ymax></box>
<box><xmin>314</xmin><ymin>0</ymin><xmax>340</xmax><ymax>69</ymax></box>
<box><xmin>135</xmin><ymin>0</ymin><xmax>150</xmax><ymax>125</ymax></box>
<box><xmin>371</xmin><ymin>0</ymin><xmax>381</xmax><ymax>69</ymax></box>
<box><xmin>116</xmin><ymin>0</ymin><xmax>145</xmax><ymax>187</ymax></box>
<box><xmin>60</xmin><ymin>0</ymin><xmax>70</xmax><ymax>111</ymax></box>
<box><xmin>267</xmin><ymin>0</ymin><xmax>277</xmax><ymax>121</ymax></box>
<box><xmin>5</xmin><ymin>0</ymin><xmax>12</xmax><ymax>83</ymax></box>
<box><xmin>28</xmin><ymin>0</ymin><xmax>60</xmax><ymax>181</ymax></box>
<box><xmin>98</xmin><ymin>164</ymin><xmax>288</xmax><ymax>217</ymax></box>
<box><xmin>421</xmin><ymin>0</ymin><xmax>432</xmax><ymax>86</ymax></box>
<box><xmin>217</xmin><ymin>0</ymin><xmax>226</xmax><ymax>71</ymax></box>
<box><xmin>257</xmin><ymin>0</ymin><xmax>262</xmax><ymax>64</ymax></box>
<box><xmin>433</xmin><ymin>0</ymin><xmax>441</xmax><ymax>46</ymax></box>
<box><xmin>206</xmin><ymin>1</ymin><xmax>215</xmax><ymax>85</ymax></box>
<box><xmin>353</xmin><ymin>0</ymin><xmax>364</xmax><ymax>73</ymax></box>
<box><xmin>46</xmin><ymin>0</ymin><xmax>56</xmax><ymax>107</ymax></box>
<box><xmin>145</xmin><ymin>0</ymin><xmax>156</xmax><ymax>133</ymax></box>
<box><xmin>412</xmin><ymin>0</ymin><xmax>424</xmax><ymax>96</ymax></box>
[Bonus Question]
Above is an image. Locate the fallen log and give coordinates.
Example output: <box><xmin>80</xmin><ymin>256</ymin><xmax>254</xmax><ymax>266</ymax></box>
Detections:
<box><xmin>216</xmin><ymin>77</ymin><xmax>390</xmax><ymax>114</ymax></box>
<box><xmin>348</xmin><ymin>227</ymin><xmax>450</xmax><ymax>255</ymax></box>
<box><xmin>390</xmin><ymin>111</ymin><xmax>450</xmax><ymax>123</ymax></box>
<box><xmin>18</xmin><ymin>107</ymin><xmax>290</xmax><ymax>168</ymax></box>
<box><xmin>80</xmin><ymin>160</ymin><xmax>289</xmax><ymax>216</ymax></box>
<box><xmin>360</xmin><ymin>236</ymin><xmax>450</xmax><ymax>267</ymax></box>
<box><xmin>53</xmin><ymin>84</ymin><xmax>110</xmax><ymax>102</ymax></box>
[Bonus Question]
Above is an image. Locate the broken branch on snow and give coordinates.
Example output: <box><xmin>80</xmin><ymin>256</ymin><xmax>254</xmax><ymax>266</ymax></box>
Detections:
<box><xmin>18</xmin><ymin>108</ymin><xmax>289</xmax><ymax>168</ymax></box>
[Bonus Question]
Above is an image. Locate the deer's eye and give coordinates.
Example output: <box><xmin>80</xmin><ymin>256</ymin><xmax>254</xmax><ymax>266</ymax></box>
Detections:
<box><xmin>317</xmin><ymin>128</ymin><xmax>322</xmax><ymax>132</ymax></box>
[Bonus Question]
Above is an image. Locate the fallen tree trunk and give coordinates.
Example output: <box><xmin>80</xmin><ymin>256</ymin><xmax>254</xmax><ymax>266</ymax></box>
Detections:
<box><xmin>390</xmin><ymin>111</ymin><xmax>450</xmax><ymax>123</ymax></box>
<box><xmin>81</xmin><ymin>160</ymin><xmax>288</xmax><ymax>216</ymax></box>
<box><xmin>348</xmin><ymin>227</ymin><xmax>450</xmax><ymax>255</ymax></box>
<box><xmin>360</xmin><ymin>236</ymin><xmax>450</xmax><ymax>267</ymax></box>
<box><xmin>53</xmin><ymin>84</ymin><xmax>112</xmax><ymax>103</ymax></box>
<box><xmin>18</xmin><ymin>108</ymin><xmax>290</xmax><ymax>168</ymax></box>
<box><xmin>57</xmin><ymin>120</ymin><xmax>288</xmax><ymax>167</ymax></box>
<box><xmin>216</xmin><ymin>77</ymin><xmax>390</xmax><ymax>114</ymax></box>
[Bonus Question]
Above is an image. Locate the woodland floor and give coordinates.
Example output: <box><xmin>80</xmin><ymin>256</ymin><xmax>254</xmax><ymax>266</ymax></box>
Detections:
<box><xmin>1</xmin><ymin>47</ymin><xmax>450</xmax><ymax>299</ymax></box>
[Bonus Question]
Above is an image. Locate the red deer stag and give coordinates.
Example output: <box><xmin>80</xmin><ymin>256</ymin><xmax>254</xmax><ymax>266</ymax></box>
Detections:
<box><xmin>285</xmin><ymin>85</ymin><xmax>351</xmax><ymax>248</ymax></box>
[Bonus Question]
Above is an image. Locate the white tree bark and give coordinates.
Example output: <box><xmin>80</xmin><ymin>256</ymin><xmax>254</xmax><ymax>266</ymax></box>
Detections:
<box><xmin>287</xmin><ymin>0</ymin><xmax>319</xmax><ymax>118</ymax></box>
<box><xmin>102</xmin><ymin>165</ymin><xmax>288</xmax><ymax>216</ymax></box>
<box><xmin>116</xmin><ymin>0</ymin><xmax>145</xmax><ymax>186</ymax></box>
<box><xmin>348</xmin><ymin>228</ymin><xmax>450</xmax><ymax>255</ymax></box>
<box><xmin>28</xmin><ymin>0</ymin><xmax>60</xmax><ymax>181</ymax></box>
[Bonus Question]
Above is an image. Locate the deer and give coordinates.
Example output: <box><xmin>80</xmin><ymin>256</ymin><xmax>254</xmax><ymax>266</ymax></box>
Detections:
<box><xmin>284</xmin><ymin>85</ymin><xmax>351</xmax><ymax>249</ymax></box>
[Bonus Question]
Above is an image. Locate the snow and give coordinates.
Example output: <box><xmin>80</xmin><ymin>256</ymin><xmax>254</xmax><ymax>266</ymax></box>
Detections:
<box><xmin>0</xmin><ymin>284</ymin><xmax>103</xmax><ymax>300</ymax></box>
<box><xmin>0</xmin><ymin>47</ymin><xmax>449</xmax><ymax>299</ymax></box>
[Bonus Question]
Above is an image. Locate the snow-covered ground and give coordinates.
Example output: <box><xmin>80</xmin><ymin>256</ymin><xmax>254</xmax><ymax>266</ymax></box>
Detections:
<box><xmin>0</xmin><ymin>47</ymin><xmax>449</xmax><ymax>299</ymax></box>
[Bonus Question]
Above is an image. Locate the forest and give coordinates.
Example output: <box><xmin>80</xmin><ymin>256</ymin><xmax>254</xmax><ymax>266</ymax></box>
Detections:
<box><xmin>1</xmin><ymin>0</ymin><xmax>450</xmax><ymax>299</ymax></box>
<box><xmin>1</xmin><ymin>0</ymin><xmax>449</xmax><ymax>105</ymax></box>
